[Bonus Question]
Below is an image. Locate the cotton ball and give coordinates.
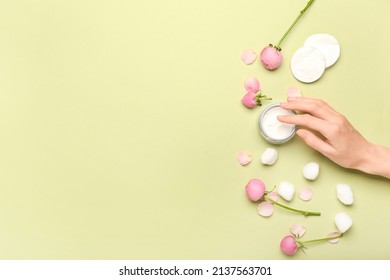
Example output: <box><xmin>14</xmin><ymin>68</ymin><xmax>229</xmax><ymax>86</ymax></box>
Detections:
<box><xmin>335</xmin><ymin>212</ymin><xmax>352</xmax><ymax>233</ymax></box>
<box><xmin>336</xmin><ymin>184</ymin><xmax>354</xmax><ymax>205</ymax></box>
<box><xmin>277</xmin><ymin>181</ymin><xmax>295</xmax><ymax>201</ymax></box>
<box><xmin>302</xmin><ymin>162</ymin><xmax>320</xmax><ymax>180</ymax></box>
<box><xmin>261</xmin><ymin>148</ymin><xmax>278</xmax><ymax>165</ymax></box>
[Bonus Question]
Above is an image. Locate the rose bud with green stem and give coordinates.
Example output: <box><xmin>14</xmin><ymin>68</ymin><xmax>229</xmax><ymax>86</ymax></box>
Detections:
<box><xmin>245</xmin><ymin>179</ymin><xmax>321</xmax><ymax>216</ymax></box>
<box><xmin>280</xmin><ymin>223</ymin><xmax>347</xmax><ymax>256</ymax></box>
<box><xmin>280</xmin><ymin>233</ymin><xmax>344</xmax><ymax>256</ymax></box>
<box><xmin>260</xmin><ymin>0</ymin><xmax>316</xmax><ymax>70</ymax></box>
<box><xmin>241</xmin><ymin>76</ymin><xmax>272</xmax><ymax>108</ymax></box>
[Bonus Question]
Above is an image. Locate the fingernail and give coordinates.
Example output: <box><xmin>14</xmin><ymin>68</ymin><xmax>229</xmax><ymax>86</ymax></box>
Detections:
<box><xmin>287</xmin><ymin>96</ymin><xmax>298</xmax><ymax>101</ymax></box>
<box><xmin>279</xmin><ymin>102</ymin><xmax>288</xmax><ymax>107</ymax></box>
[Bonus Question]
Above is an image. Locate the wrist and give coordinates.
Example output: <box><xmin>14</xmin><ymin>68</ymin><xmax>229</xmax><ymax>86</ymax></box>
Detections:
<box><xmin>357</xmin><ymin>142</ymin><xmax>390</xmax><ymax>179</ymax></box>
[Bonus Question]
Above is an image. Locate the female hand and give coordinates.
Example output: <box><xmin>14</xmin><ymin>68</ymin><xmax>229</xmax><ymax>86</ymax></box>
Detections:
<box><xmin>278</xmin><ymin>97</ymin><xmax>390</xmax><ymax>179</ymax></box>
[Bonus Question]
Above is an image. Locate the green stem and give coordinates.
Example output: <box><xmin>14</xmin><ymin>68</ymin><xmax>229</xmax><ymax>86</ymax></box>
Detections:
<box><xmin>265</xmin><ymin>195</ymin><xmax>321</xmax><ymax>216</ymax></box>
<box><xmin>255</xmin><ymin>93</ymin><xmax>272</xmax><ymax>106</ymax></box>
<box><xmin>298</xmin><ymin>234</ymin><xmax>344</xmax><ymax>246</ymax></box>
<box><xmin>274</xmin><ymin>0</ymin><xmax>315</xmax><ymax>50</ymax></box>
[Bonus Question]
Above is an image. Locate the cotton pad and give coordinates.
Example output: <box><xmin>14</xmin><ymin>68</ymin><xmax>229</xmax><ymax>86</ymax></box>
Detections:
<box><xmin>304</xmin><ymin>33</ymin><xmax>340</xmax><ymax>68</ymax></box>
<box><xmin>290</xmin><ymin>46</ymin><xmax>326</xmax><ymax>83</ymax></box>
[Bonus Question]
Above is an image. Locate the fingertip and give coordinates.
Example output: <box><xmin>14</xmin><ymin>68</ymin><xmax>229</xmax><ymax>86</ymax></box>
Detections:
<box><xmin>277</xmin><ymin>114</ymin><xmax>289</xmax><ymax>122</ymax></box>
<box><xmin>287</xmin><ymin>96</ymin><xmax>298</xmax><ymax>102</ymax></box>
<box><xmin>279</xmin><ymin>101</ymin><xmax>288</xmax><ymax>107</ymax></box>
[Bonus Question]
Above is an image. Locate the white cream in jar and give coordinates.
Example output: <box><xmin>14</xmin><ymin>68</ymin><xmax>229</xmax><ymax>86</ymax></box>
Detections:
<box><xmin>258</xmin><ymin>103</ymin><xmax>296</xmax><ymax>144</ymax></box>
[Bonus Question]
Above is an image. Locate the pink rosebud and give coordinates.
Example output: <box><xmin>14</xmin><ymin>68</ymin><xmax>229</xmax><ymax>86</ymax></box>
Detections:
<box><xmin>241</xmin><ymin>91</ymin><xmax>257</xmax><ymax>109</ymax></box>
<box><xmin>245</xmin><ymin>179</ymin><xmax>266</xmax><ymax>201</ymax></box>
<box><xmin>244</xmin><ymin>77</ymin><xmax>261</xmax><ymax>93</ymax></box>
<box><xmin>260</xmin><ymin>46</ymin><xmax>283</xmax><ymax>70</ymax></box>
<box><xmin>280</xmin><ymin>235</ymin><xmax>298</xmax><ymax>255</ymax></box>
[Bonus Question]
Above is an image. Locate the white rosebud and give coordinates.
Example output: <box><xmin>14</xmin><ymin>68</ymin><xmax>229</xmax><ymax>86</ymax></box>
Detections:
<box><xmin>260</xmin><ymin>148</ymin><xmax>278</xmax><ymax>166</ymax></box>
<box><xmin>302</xmin><ymin>162</ymin><xmax>320</xmax><ymax>181</ymax></box>
<box><xmin>335</xmin><ymin>212</ymin><xmax>352</xmax><ymax>233</ymax></box>
<box><xmin>277</xmin><ymin>181</ymin><xmax>295</xmax><ymax>201</ymax></box>
<box><xmin>336</xmin><ymin>184</ymin><xmax>354</xmax><ymax>205</ymax></box>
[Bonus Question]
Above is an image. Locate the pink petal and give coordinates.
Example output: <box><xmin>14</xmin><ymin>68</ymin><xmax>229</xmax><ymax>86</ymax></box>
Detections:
<box><xmin>237</xmin><ymin>151</ymin><xmax>252</xmax><ymax>166</ymax></box>
<box><xmin>258</xmin><ymin>201</ymin><xmax>274</xmax><ymax>217</ymax></box>
<box><xmin>299</xmin><ymin>187</ymin><xmax>313</xmax><ymax>201</ymax></box>
<box><xmin>244</xmin><ymin>77</ymin><xmax>260</xmax><ymax>93</ymax></box>
<box><xmin>267</xmin><ymin>192</ymin><xmax>279</xmax><ymax>202</ymax></box>
<box><xmin>286</xmin><ymin>86</ymin><xmax>302</xmax><ymax>98</ymax></box>
<box><xmin>290</xmin><ymin>223</ymin><xmax>306</xmax><ymax>238</ymax></box>
<box><xmin>240</xmin><ymin>49</ymin><xmax>257</xmax><ymax>65</ymax></box>
<box><xmin>327</xmin><ymin>231</ymin><xmax>342</xmax><ymax>244</ymax></box>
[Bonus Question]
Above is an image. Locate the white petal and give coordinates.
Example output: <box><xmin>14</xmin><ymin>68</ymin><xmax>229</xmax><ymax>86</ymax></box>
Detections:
<box><xmin>336</xmin><ymin>183</ymin><xmax>354</xmax><ymax>205</ymax></box>
<box><xmin>302</xmin><ymin>162</ymin><xmax>320</xmax><ymax>181</ymax></box>
<box><xmin>260</xmin><ymin>148</ymin><xmax>278</xmax><ymax>165</ymax></box>
<box><xmin>290</xmin><ymin>223</ymin><xmax>306</xmax><ymax>238</ymax></box>
<box><xmin>277</xmin><ymin>181</ymin><xmax>295</xmax><ymax>201</ymax></box>
<box><xmin>258</xmin><ymin>201</ymin><xmax>274</xmax><ymax>217</ymax></box>
<box><xmin>299</xmin><ymin>187</ymin><xmax>313</xmax><ymax>201</ymax></box>
<box><xmin>327</xmin><ymin>231</ymin><xmax>342</xmax><ymax>244</ymax></box>
<box><xmin>290</xmin><ymin>46</ymin><xmax>326</xmax><ymax>83</ymax></box>
<box><xmin>335</xmin><ymin>212</ymin><xmax>353</xmax><ymax>233</ymax></box>
<box><xmin>304</xmin><ymin>34</ymin><xmax>340</xmax><ymax>68</ymax></box>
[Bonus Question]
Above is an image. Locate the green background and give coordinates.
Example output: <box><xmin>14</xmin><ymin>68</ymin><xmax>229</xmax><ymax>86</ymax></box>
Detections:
<box><xmin>0</xmin><ymin>0</ymin><xmax>389</xmax><ymax>259</ymax></box>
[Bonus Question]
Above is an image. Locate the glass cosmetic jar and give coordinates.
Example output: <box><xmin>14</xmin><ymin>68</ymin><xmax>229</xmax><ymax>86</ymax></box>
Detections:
<box><xmin>258</xmin><ymin>103</ymin><xmax>296</xmax><ymax>144</ymax></box>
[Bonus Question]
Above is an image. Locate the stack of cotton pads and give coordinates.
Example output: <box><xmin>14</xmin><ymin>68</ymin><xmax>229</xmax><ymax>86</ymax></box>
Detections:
<box><xmin>290</xmin><ymin>34</ymin><xmax>340</xmax><ymax>83</ymax></box>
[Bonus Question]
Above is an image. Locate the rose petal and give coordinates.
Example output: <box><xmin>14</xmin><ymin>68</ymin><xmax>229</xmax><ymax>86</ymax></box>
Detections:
<box><xmin>336</xmin><ymin>183</ymin><xmax>354</xmax><ymax>205</ymax></box>
<box><xmin>237</xmin><ymin>151</ymin><xmax>252</xmax><ymax>166</ymax></box>
<box><xmin>267</xmin><ymin>191</ymin><xmax>279</xmax><ymax>202</ymax></box>
<box><xmin>286</xmin><ymin>86</ymin><xmax>302</xmax><ymax>98</ymax></box>
<box><xmin>327</xmin><ymin>231</ymin><xmax>342</xmax><ymax>244</ymax></box>
<box><xmin>240</xmin><ymin>49</ymin><xmax>257</xmax><ymax>65</ymax></box>
<box><xmin>290</xmin><ymin>223</ymin><xmax>306</xmax><ymax>238</ymax></box>
<box><xmin>244</xmin><ymin>76</ymin><xmax>260</xmax><ymax>93</ymax></box>
<box><xmin>258</xmin><ymin>201</ymin><xmax>274</xmax><ymax>217</ymax></box>
<box><xmin>299</xmin><ymin>187</ymin><xmax>313</xmax><ymax>201</ymax></box>
<box><xmin>277</xmin><ymin>181</ymin><xmax>295</xmax><ymax>201</ymax></box>
<box><xmin>335</xmin><ymin>212</ymin><xmax>353</xmax><ymax>233</ymax></box>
